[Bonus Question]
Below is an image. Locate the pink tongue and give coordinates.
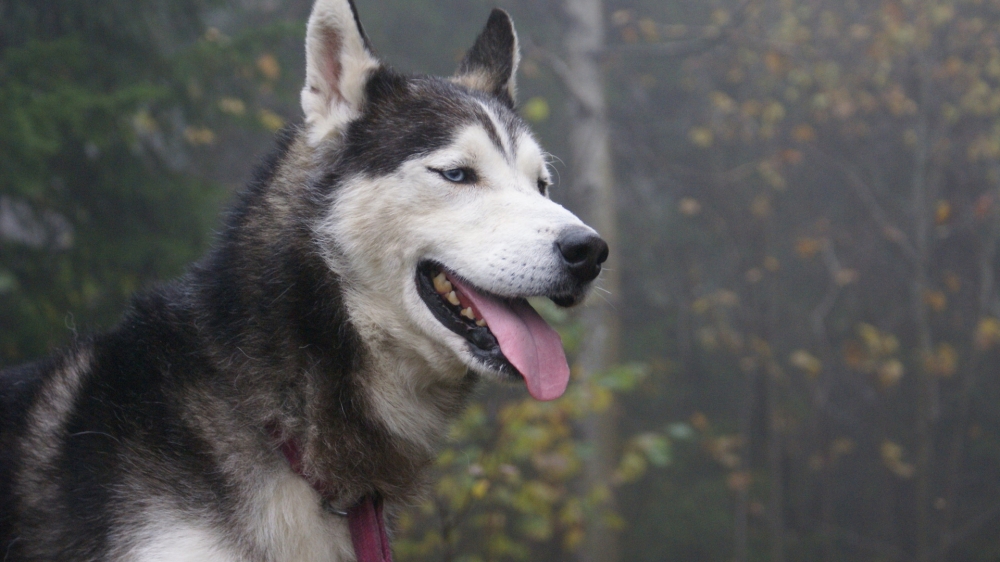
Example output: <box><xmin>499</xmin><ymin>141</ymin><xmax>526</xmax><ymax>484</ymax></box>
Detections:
<box><xmin>449</xmin><ymin>278</ymin><xmax>570</xmax><ymax>401</ymax></box>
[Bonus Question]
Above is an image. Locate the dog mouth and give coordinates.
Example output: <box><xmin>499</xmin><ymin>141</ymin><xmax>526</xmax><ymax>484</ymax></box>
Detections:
<box><xmin>415</xmin><ymin>261</ymin><xmax>571</xmax><ymax>401</ymax></box>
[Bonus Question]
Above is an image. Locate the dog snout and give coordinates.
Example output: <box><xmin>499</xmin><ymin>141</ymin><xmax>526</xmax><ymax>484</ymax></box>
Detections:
<box><xmin>556</xmin><ymin>227</ymin><xmax>609</xmax><ymax>283</ymax></box>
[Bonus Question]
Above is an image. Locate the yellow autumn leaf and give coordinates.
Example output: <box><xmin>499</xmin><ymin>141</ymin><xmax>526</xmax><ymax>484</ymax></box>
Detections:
<box><xmin>258</xmin><ymin>109</ymin><xmax>285</xmax><ymax>132</ymax></box>
<box><xmin>590</xmin><ymin>386</ymin><xmax>614</xmax><ymax>413</ymax></box>
<box><xmin>944</xmin><ymin>272</ymin><xmax>962</xmax><ymax>293</ymax></box>
<box><xmin>184</xmin><ymin>126</ymin><xmax>216</xmax><ymax>146</ymax></box>
<box><xmin>256</xmin><ymin>53</ymin><xmax>281</xmax><ymax>80</ymax></box>
<box><xmin>523</xmin><ymin>96</ymin><xmax>550</xmax><ymax>122</ymax></box>
<box><xmin>877</xmin><ymin>359</ymin><xmax>904</xmax><ymax>389</ymax></box>
<box><xmin>782</xmin><ymin>149</ymin><xmax>804</xmax><ymax>165</ymax></box>
<box><xmin>714</xmin><ymin>290</ymin><xmax>739</xmax><ymax>307</ymax></box>
<box><xmin>795</xmin><ymin>237</ymin><xmax>822</xmax><ymax>259</ymax></box>
<box><xmin>707</xmin><ymin>436</ymin><xmax>742</xmax><ymax>469</ymax></box>
<box><xmin>881</xmin><ymin>441</ymin><xmax>903</xmax><ymax>463</ymax></box>
<box><xmin>924</xmin><ymin>290</ymin><xmax>947</xmax><ymax>313</ymax></box>
<box><xmin>470</xmin><ymin>479</ymin><xmax>490</xmax><ymax>499</ymax></box>
<box><xmin>727</xmin><ymin>471</ymin><xmax>752</xmax><ymax>492</ymax></box>
<box><xmin>697</xmin><ymin>327</ymin><xmax>719</xmax><ymax>349</ymax></box>
<box><xmin>710</xmin><ymin>91</ymin><xmax>736</xmax><ymax>113</ymax></box>
<box><xmin>689</xmin><ymin>127</ymin><xmax>714</xmax><ymax>148</ymax></box>
<box><xmin>218</xmin><ymin>97</ymin><xmax>246</xmax><ymax>116</ymax></box>
<box><xmin>764</xmin><ymin>51</ymin><xmax>786</xmax><ymax>75</ymax></box>
<box><xmin>614</xmin><ymin>450</ymin><xmax>648</xmax><ymax>484</ymax></box>
<box><xmin>751</xmin><ymin>194</ymin><xmax>773</xmax><ymax>218</ymax></box>
<box><xmin>637</xmin><ymin>18</ymin><xmax>659</xmax><ymax>42</ymax></box>
<box><xmin>711</xmin><ymin>9</ymin><xmax>731</xmax><ymax>26</ymax></box>
<box><xmin>564</xmin><ymin>527</ymin><xmax>586</xmax><ymax>551</ymax></box>
<box><xmin>761</xmin><ymin>101</ymin><xmax>786</xmax><ymax>123</ymax></box>
<box><xmin>843</xmin><ymin>340</ymin><xmax>866</xmax><ymax>369</ymax></box>
<box><xmin>792</xmin><ymin>124</ymin><xmax>817</xmax><ymax>143</ymax></box>
<box><xmin>835</xmin><ymin>269</ymin><xmax>859</xmax><ymax>286</ymax></box>
<box><xmin>758</xmin><ymin>160</ymin><xmax>786</xmax><ymax>190</ymax></box>
<box><xmin>858</xmin><ymin>323</ymin><xmax>881</xmax><ymax>351</ymax></box>
<box><xmin>132</xmin><ymin>110</ymin><xmax>159</xmax><ymax>134</ymax></box>
<box><xmin>935</xmin><ymin>200</ymin><xmax>952</xmax><ymax>224</ymax></box>
<box><xmin>933</xmin><ymin>5</ymin><xmax>955</xmax><ymax>25</ymax></box>
<box><xmin>881</xmin><ymin>440</ymin><xmax>915</xmax><ymax>479</ymax></box>
<box><xmin>975</xmin><ymin>317</ymin><xmax>1000</xmax><ymax>350</ymax></box>
<box><xmin>857</xmin><ymin>324</ymin><xmax>898</xmax><ymax>357</ymax></box>
<box><xmin>690</xmin><ymin>412</ymin><xmax>710</xmax><ymax>432</ymax></box>
<box><xmin>926</xmin><ymin>344</ymin><xmax>958</xmax><ymax>378</ymax></box>
<box><xmin>611</xmin><ymin>10</ymin><xmax>632</xmax><ymax>26</ymax></box>
<box><xmin>830</xmin><ymin>437</ymin><xmax>855</xmax><ymax>458</ymax></box>
<box><xmin>691</xmin><ymin>298</ymin><xmax>711</xmax><ymax>314</ymax></box>
<box><xmin>742</xmin><ymin>99</ymin><xmax>763</xmax><ymax>117</ymax></box>
<box><xmin>679</xmin><ymin>197</ymin><xmax>702</xmax><ymax>216</ymax></box>
<box><xmin>789</xmin><ymin>349</ymin><xmax>822</xmax><ymax>377</ymax></box>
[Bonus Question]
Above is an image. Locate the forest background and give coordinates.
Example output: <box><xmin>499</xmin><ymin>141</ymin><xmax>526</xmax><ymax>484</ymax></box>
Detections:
<box><xmin>3</xmin><ymin>0</ymin><xmax>1000</xmax><ymax>560</ymax></box>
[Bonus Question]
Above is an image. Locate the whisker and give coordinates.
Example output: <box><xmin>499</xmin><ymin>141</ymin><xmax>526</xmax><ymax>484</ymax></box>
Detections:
<box><xmin>69</xmin><ymin>431</ymin><xmax>123</xmax><ymax>445</ymax></box>
<box><xmin>594</xmin><ymin>291</ymin><xmax>618</xmax><ymax>311</ymax></box>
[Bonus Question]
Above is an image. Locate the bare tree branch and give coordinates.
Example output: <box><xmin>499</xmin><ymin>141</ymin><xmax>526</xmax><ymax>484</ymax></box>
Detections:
<box><xmin>831</xmin><ymin>527</ymin><xmax>906</xmax><ymax>560</ymax></box>
<box><xmin>811</xmin><ymin>149</ymin><xmax>920</xmax><ymax>265</ymax></box>
<box><xmin>603</xmin><ymin>0</ymin><xmax>757</xmax><ymax>58</ymax></box>
<box><xmin>810</xmin><ymin>239</ymin><xmax>844</xmax><ymax>342</ymax></box>
<box><xmin>937</xmin><ymin>503</ymin><xmax>1000</xmax><ymax>557</ymax></box>
<box><xmin>523</xmin><ymin>39</ymin><xmax>604</xmax><ymax>113</ymax></box>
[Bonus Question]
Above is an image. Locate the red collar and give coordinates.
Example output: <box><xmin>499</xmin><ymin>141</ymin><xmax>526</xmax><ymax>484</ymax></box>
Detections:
<box><xmin>276</xmin><ymin>432</ymin><xmax>393</xmax><ymax>562</ymax></box>
<box><xmin>347</xmin><ymin>495</ymin><xmax>393</xmax><ymax>562</ymax></box>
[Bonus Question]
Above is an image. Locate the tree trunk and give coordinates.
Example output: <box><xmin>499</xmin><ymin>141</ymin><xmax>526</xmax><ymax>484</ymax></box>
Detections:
<box><xmin>561</xmin><ymin>1</ymin><xmax>621</xmax><ymax>562</ymax></box>
<box><xmin>911</xmin><ymin>54</ymin><xmax>936</xmax><ymax>562</ymax></box>
<box><xmin>764</xmin><ymin>229</ymin><xmax>786</xmax><ymax>562</ymax></box>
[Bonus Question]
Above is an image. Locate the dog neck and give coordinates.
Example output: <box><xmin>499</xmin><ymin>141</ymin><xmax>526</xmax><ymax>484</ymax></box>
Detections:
<box><xmin>274</xmin><ymin>431</ymin><xmax>394</xmax><ymax>562</ymax></box>
<box><xmin>189</xmin><ymin>131</ymin><xmax>470</xmax><ymax>508</ymax></box>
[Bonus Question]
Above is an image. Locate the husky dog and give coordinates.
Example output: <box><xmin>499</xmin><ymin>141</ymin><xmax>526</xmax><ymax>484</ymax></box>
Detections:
<box><xmin>0</xmin><ymin>0</ymin><xmax>608</xmax><ymax>560</ymax></box>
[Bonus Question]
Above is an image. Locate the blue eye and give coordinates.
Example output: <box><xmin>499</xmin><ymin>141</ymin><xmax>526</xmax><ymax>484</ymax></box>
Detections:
<box><xmin>434</xmin><ymin>167</ymin><xmax>477</xmax><ymax>184</ymax></box>
<box><xmin>442</xmin><ymin>168</ymin><xmax>467</xmax><ymax>182</ymax></box>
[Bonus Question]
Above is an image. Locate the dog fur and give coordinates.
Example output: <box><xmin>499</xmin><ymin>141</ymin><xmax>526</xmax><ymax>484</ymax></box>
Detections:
<box><xmin>0</xmin><ymin>1</ymin><xmax>606</xmax><ymax>560</ymax></box>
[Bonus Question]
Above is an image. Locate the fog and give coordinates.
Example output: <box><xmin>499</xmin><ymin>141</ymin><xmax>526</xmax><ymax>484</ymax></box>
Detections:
<box><xmin>3</xmin><ymin>0</ymin><xmax>1000</xmax><ymax>560</ymax></box>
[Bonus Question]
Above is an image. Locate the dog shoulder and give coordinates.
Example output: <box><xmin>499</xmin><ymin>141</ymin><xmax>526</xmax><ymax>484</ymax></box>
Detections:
<box><xmin>1</xmin><ymin>344</ymin><xmax>96</xmax><ymax>559</ymax></box>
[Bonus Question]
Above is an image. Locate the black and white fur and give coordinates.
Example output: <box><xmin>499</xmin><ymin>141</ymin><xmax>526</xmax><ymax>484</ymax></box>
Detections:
<box><xmin>0</xmin><ymin>1</ymin><xmax>607</xmax><ymax>560</ymax></box>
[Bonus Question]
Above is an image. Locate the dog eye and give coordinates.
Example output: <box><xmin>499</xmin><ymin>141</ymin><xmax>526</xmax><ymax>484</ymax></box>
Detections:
<box><xmin>537</xmin><ymin>179</ymin><xmax>549</xmax><ymax>194</ymax></box>
<box><xmin>443</xmin><ymin>169</ymin><xmax>466</xmax><ymax>182</ymax></box>
<box><xmin>438</xmin><ymin>168</ymin><xmax>477</xmax><ymax>184</ymax></box>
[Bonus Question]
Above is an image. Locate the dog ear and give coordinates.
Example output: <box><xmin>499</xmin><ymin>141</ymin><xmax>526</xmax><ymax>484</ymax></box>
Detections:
<box><xmin>454</xmin><ymin>9</ymin><xmax>521</xmax><ymax>107</ymax></box>
<box><xmin>301</xmin><ymin>0</ymin><xmax>380</xmax><ymax>145</ymax></box>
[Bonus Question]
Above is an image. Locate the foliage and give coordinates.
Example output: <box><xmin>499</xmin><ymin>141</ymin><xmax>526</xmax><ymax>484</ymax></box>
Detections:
<box><xmin>7</xmin><ymin>0</ymin><xmax>1000</xmax><ymax>561</ymax></box>
<box><xmin>0</xmin><ymin>1</ymin><xmax>222</xmax><ymax>363</ymax></box>
<box><xmin>604</xmin><ymin>0</ymin><xmax>1000</xmax><ymax>559</ymax></box>
<box><xmin>396</xmin><ymin>302</ymin><xmax>670</xmax><ymax>562</ymax></box>
<box><xmin>0</xmin><ymin>0</ymin><xmax>304</xmax><ymax>364</ymax></box>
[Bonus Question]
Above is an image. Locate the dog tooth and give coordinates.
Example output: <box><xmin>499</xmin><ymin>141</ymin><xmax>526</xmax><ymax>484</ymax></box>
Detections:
<box><xmin>476</xmin><ymin>319</ymin><xmax>487</xmax><ymax>327</ymax></box>
<box><xmin>433</xmin><ymin>273</ymin><xmax>452</xmax><ymax>294</ymax></box>
<box><xmin>446</xmin><ymin>291</ymin><xmax>460</xmax><ymax>306</ymax></box>
<box><xmin>461</xmin><ymin>307</ymin><xmax>475</xmax><ymax>320</ymax></box>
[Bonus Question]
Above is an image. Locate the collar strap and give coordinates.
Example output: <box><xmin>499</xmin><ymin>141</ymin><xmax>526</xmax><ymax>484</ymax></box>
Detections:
<box><xmin>274</xmin><ymin>431</ymin><xmax>393</xmax><ymax>562</ymax></box>
<box><xmin>348</xmin><ymin>495</ymin><xmax>393</xmax><ymax>562</ymax></box>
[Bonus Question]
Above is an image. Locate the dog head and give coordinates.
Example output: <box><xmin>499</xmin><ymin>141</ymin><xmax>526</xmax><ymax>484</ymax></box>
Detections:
<box><xmin>304</xmin><ymin>0</ymin><xmax>608</xmax><ymax>402</ymax></box>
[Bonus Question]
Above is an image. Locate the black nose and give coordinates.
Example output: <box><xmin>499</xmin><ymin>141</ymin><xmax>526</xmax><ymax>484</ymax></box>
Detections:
<box><xmin>556</xmin><ymin>227</ymin><xmax>609</xmax><ymax>283</ymax></box>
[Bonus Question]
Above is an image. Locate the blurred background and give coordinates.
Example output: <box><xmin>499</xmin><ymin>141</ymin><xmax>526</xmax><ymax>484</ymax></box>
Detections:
<box><xmin>3</xmin><ymin>0</ymin><xmax>1000</xmax><ymax>560</ymax></box>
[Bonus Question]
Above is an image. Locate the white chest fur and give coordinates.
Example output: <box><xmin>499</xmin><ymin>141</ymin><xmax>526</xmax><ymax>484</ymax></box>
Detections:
<box><xmin>122</xmin><ymin>471</ymin><xmax>354</xmax><ymax>562</ymax></box>
<box><xmin>247</xmin><ymin>471</ymin><xmax>354</xmax><ymax>562</ymax></box>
